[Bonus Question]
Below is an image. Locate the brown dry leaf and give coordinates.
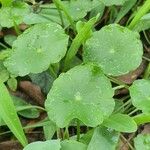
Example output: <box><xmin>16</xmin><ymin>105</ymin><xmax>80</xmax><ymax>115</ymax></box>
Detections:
<box><xmin>0</xmin><ymin>141</ymin><xmax>22</xmax><ymax>150</ymax></box>
<box><xmin>118</xmin><ymin>139</ymin><xmax>129</xmax><ymax>150</ymax></box>
<box><xmin>19</xmin><ymin>81</ymin><xmax>45</xmax><ymax>106</ymax></box>
<box><xmin>116</xmin><ymin>60</ymin><xmax>146</xmax><ymax>84</ymax></box>
<box><xmin>141</xmin><ymin>124</ymin><xmax>150</xmax><ymax>134</ymax></box>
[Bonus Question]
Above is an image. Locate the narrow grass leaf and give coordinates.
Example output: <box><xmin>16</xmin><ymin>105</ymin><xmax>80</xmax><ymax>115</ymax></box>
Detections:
<box><xmin>0</xmin><ymin>82</ymin><xmax>28</xmax><ymax>146</ymax></box>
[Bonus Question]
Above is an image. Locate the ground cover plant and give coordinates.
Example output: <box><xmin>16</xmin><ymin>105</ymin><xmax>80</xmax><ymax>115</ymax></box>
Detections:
<box><xmin>0</xmin><ymin>0</ymin><xmax>150</xmax><ymax>149</ymax></box>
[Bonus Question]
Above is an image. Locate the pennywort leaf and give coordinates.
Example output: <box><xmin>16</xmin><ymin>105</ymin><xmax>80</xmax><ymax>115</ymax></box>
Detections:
<box><xmin>0</xmin><ymin>1</ymin><xmax>30</xmax><ymax>28</ymax></box>
<box><xmin>103</xmin><ymin>113</ymin><xmax>137</xmax><ymax>133</ymax></box>
<box><xmin>61</xmin><ymin>140</ymin><xmax>87</xmax><ymax>150</ymax></box>
<box><xmin>134</xmin><ymin>134</ymin><xmax>150</xmax><ymax>150</ymax></box>
<box><xmin>83</xmin><ymin>24</ymin><xmax>143</xmax><ymax>76</ymax></box>
<box><xmin>87</xmin><ymin>126</ymin><xmax>119</xmax><ymax>150</ymax></box>
<box><xmin>23</xmin><ymin>140</ymin><xmax>87</xmax><ymax>150</ymax></box>
<box><xmin>45</xmin><ymin>64</ymin><xmax>115</xmax><ymax>128</ymax></box>
<box><xmin>129</xmin><ymin>79</ymin><xmax>150</xmax><ymax>113</ymax></box>
<box><xmin>23</xmin><ymin>140</ymin><xmax>61</xmax><ymax>150</ymax></box>
<box><xmin>4</xmin><ymin>23</ymin><xmax>69</xmax><ymax>76</ymax></box>
<box><xmin>0</xmin><ymin>82</ymin><xmax>27</xmax><ymax>146</ymax></box>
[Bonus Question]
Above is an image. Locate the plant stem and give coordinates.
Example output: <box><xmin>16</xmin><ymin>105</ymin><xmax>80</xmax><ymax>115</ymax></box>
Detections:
<box><xmin>128</xmin><ymin>0</ymin><xmax>150</xmax><ymax>29</ymax></box>
<box><xmin>114</xmin><ymin>99</ymin><xmax>131</xmax><ymax>113</ymax></box>
<box><xmin>0</xmin><ymin>42</ymin><xmax>9</xmax><ymax>49</ymax></box>
<box><xmin>143</xmin><ymin>31</ymin><xmax>150</xmax><ymax>45</ymax></box>
<box><xmin>77</xmin><ymin>119</ymin><xmax>80</xmax><ymax>141</ymax></box>
<box><xmin>53</xmin><ymin>0</ymin><xmax>75</xmax><ymax>31</ymax></box>
<box><xmin>113</xmin><ymin>85</ymin><xmax>125</xmax><ymax>90</ymax></box>
<box><xmin>52</xmin><ymin>0</ymin><xmax>64</xmax><ymax>27</ymax></box>
<box><xmin>128</xmin><ymin>108</ymin><xmax>139</xmax><ymax>116</ymax></box>
<box><xmin>108</xmin><ymin>76</ymin><xmax>129</xmax><ymax>89</ymax></box>
<box><xmin>56</xmin><ymin>128</ymin><xmax>61</xmax><ymax>139</ymax></box>
<box><xmin>64</xmin><ymin>126</ymin><xmax>69</xmax><ymax>140</ymax></box>
<box><xmin>143</xmin><ymin>63</ymin><xmax>150</xmax><ymax>79</ymax></box>
<box><xmin>13</xmin><ymin>21</ymin><xmax>22</xmax><ymax>35</ymax></box>
<box><xmin>143</xmin><ymin>56</ymin><xmax>150</xmax><ymax>62</ymax></box>
<box><xmin>120</xmin><ymin>134</ymin><xmax>134</xmax><ymax>150</ymax></box>
<box><xmin>49</xmin><ymin>66</ymin><xmax>57</xmax><ymax>79</ymax></box>
<box><xmin>16</xmin><ymin>105</ymin><xmax>46</xmax><ymax>112</ymax></box>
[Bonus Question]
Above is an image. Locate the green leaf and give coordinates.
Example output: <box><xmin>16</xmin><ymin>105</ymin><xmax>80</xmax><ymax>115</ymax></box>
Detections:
<box><xmin>0</xmin><ymin>82</ymin><xmax>27</xmax><ymax>146</ymax></box>
<box><xmin>87</xmin><ymin>126</ymin><xmax>119</xmax><ymax>150</ymax></box>
<box><xmin>4</xmin><ymin>35</ymin><xmax>17</xmax><ymax>46</ymax></box>
<box><xmin>0</xmin><ymin>61</ymin><xmax>9</xmax><ymax>83</ymax></box>
<box><xmin>103</xmin><ymin>113</ymin><xmax>137</xmax><ymax>133</ymax></box>
<box><xmin>133</xmin><ymin>113</ymin><xmax>150</xmax><ymax>125</ymax></box>
<box><xmin>12</xmin><ymin>95</ymin><xmax>40</xmax><ymax>119</ymax></box>
<box><xmin>83</xmin><ymin>24</ymin><xmax>143</xmax><ymax>76</ymax></box>
<box><xmin>7</xmin><ymin>77</ymin><xmax>17</xmax><ymax>91</ymax></box>
<box><xmin>61</xmin><ymin>140</ymin><xmax>87</xmax><ymax>150</ymax></box>
<box><xmin>133</xmin><ymin>13</ymin><xmax>150</xmax><ymax>32</ymax></box>
<box><xmin>43</xmin><ymin>120</ymin><xmax>57</xmax><ymax>140</ymax></box>
<box><xmin>100</xmin><ymin>0</ymin><xmax>128</xmax><ymax>6</ymax></box>
<box><xmin>0</xmin><ymin>1</ymin><xmax>30</xmax><ymax>28</ymax></box>
<box><xmin>23</xmin><ymin>140</ymin><xmax>61</xmax><ymax>150</ymax></box>
<box><xmin>89</xmin><ymin>1</ymin><xmax>105</xmax><ymax>20</ymax></box>
<box><xmin>4</xmin><ymin>23</ymin><xmax>69</xmax><ymax>76</ymax></box>
<box><xmin>0</xmin><ymin>0</ymin><xmax>12</xmax><ymax>7</ymax></box>
<box><xmin>63</xmin><ymin>0</ymin><xmax>100</xmax><ymax>21</ymax></box>
<box><xmin>45</xmin><ymin>64</ymin><xmax>114</xmax><ymax>128</ymax></box>
<box><xmin>115</xmin><ymin>0</ymin><xmax>137</xmax><ymax>23</ymax></box>
<box><xmin>134</xmin><ymin>134</ymin><xmax>150</xmax><ymax>150</ymax></box>
<box><xmin>129</xmin><ymin>79</ymin><xmax>150</xmax><ymax>113</ymax></box>
<box><xmin>80</xmin><ymin>129</ymin><xmax>94</xmax><ymax>145</ymax></box>
<box><xmin>29</xmin><ymin>71</ymin><xmax>55</xmax><ymax>94</ymax></box>
<box><xmin>64</xmin><ymin>15</ymin><xmax>98</xmax><ymax>69</ymax></box>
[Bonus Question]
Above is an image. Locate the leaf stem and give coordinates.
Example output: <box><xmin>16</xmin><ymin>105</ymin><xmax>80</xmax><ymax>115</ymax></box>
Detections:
<box><xmin>114</xmin><ymin>98</ymin><xmax>131</xmax><ymax>113</ymax></box>
<box><xmin>49</xmin><ymin>65</ymin><xmax>57</xmax><ymax>79</ymax></box>
<box><xmin>64</xmin><ymin>126</ymin><xmax>69</xmax><ymax>140</ymax></box>
<box><xmin>128</xmin><ymin>108</ymin><xmax>139</xmax><ymax>116</ymax></box>
<box><xmin>53</xmin><ymin>0</ymin><xmax>75</xmax><ymax>31</ymax></box>
<box><xmin>0</xmin><ymin>42</ymin><xmax>9</xmax><ymax>49</ymax></box>
<box><xmin>128</xmin><ymin>0</ymin><xmax>150</xmax><ymax>29</ymax></box>
<box><xmin>77</xmin><ymin>119</ymin><xmax>80</xmax><ymax>141</ymax></box>
<box><xmin>143</xmin><ymin>63</ymin><xmax>150</xmax><ymax>79</ymax></box>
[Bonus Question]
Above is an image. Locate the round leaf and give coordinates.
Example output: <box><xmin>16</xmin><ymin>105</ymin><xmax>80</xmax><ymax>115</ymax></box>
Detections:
<box><xmin>4</xmin><ymin>23</ymin><xmax>69</xmax><ymax>76</ymax></box>
<box><xmin>61</xmin><ymin>140</ymin><xmax>87</xmax><ymax>150</ymax></box>
<box><xmin>83</xmin><ymin>24</ymin><xmax>143</xmax><ymax>76</ymax></box>
<box><xmin>23</xmin><ymin>140</ymin><xmax>61</xmax><ymax>150</ymax></box>
<box><xmin>134</xmin><ymin>134</ymin><xmax>150</xmax><ymax>150</ymax></box>
<box><xmin>129</xmin><ymin>79</ymin><xmax>150</xmax><ymax>113</ymax></box>
<box><xmin>0</xmin><ymin>1</ymin><xmax>30</xmax><ymax>28</ymax></box>
<box><xmin>103</xmin><ymin>113</ymin><xmax>137</xmax><ymax>133</ymax></box>
<box><xmin>45</xmin><ymin>64</ymin><xmax>115</xmax><ymax>128</ymax></box>
<box><xmin>87</xmin><ymin>126</ymin><xmax>119</xmax><ymax>150</ymax></box>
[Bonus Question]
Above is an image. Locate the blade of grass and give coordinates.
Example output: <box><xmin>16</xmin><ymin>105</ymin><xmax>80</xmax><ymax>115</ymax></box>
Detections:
<box><xmin>0</xmin><ymin>82</ymin><xmax>28</xmax><ymax>147</ymax></box>
<box><xmin>63</xmin><ymin>14</ymin><xmax>99</xmax><ymax>71</ymax></box>
<box><xmin>53</xmin><ymin>0</ymin><xmax>75</xmax><ymax>31</ymax></box>
<box><xmin>128</xmin><ymin>0</ymin><xmax>150</xmax><ymax>29</ymax></box>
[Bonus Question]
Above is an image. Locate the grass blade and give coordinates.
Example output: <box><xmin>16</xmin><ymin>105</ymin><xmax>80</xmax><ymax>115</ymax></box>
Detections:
<box><xmin>0</xmin><ymin>82</ymin><xmax>28</xmax><ymax>147</ymax></box>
